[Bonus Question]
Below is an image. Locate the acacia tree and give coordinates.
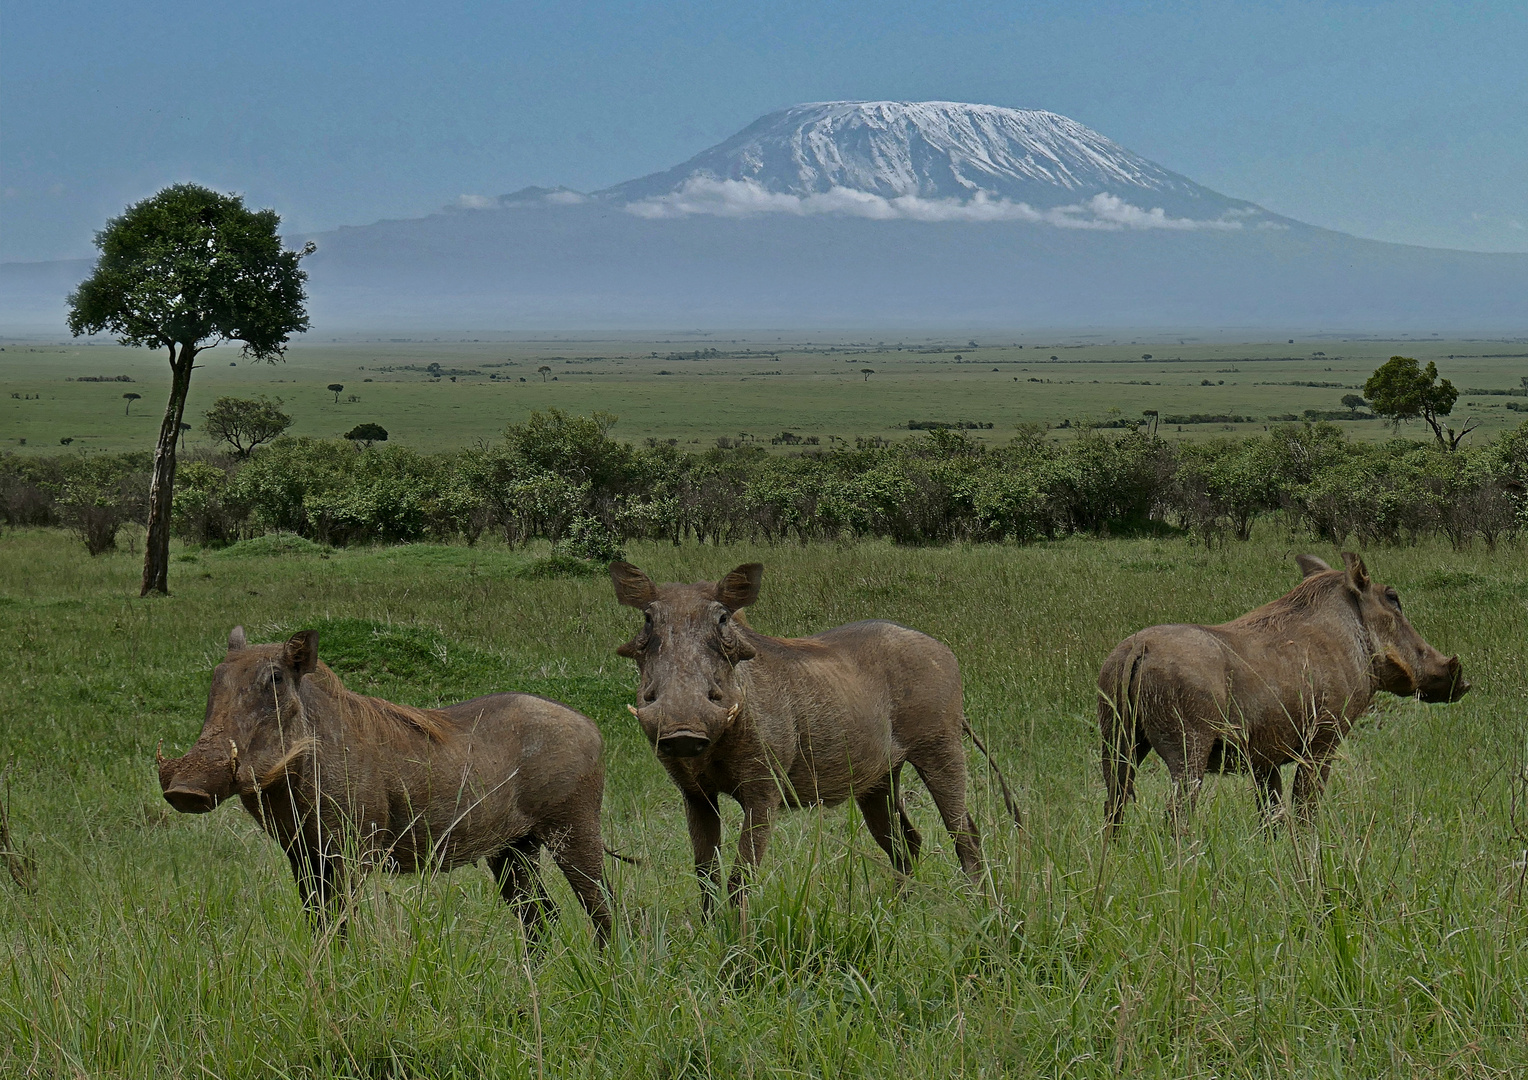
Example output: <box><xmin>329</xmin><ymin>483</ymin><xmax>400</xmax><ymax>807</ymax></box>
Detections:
<box><xmin>67</xmin><ymin>184</ymin><xmax>313</xmax><ymax>594</ymax></box>
<box><xmin>1363</xmin><ymin>355</ymin><xmax>1475</xmax><ymax>451</ymax></box>
<box><xmin>203</xmin><ymin>395</ymin><xmax>291</xmax><ymax>457</ymax></box>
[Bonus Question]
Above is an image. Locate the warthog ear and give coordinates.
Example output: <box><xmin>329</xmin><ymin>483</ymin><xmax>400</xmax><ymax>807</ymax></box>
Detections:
<box><xmin>227</xmin><ymin>625</ymin><xmax>247</xmax><ymax>651</ymax></box>
<box><xmin>283</xmin><ymin>630</ymin><xmax>318</xmax><ymax>676</ymax></box>
<box><xmin>610</xmin><ymin>561</ymin><xmax>658</xmax><ymax>608</ymax></box>
<box><xmin>1295</xmin><ymin>555</ymin><xmax>1331</xmax><ymax>579</ymax></box>
<box><xmin>1341</xmin><ymin>552</ymin><xmax>1371</xmax><ymax>593</ymax></box>
<box><xmin>716</xmin><ymin>564</ymin><xmax>763</xmax><ymax>612</ymax></box>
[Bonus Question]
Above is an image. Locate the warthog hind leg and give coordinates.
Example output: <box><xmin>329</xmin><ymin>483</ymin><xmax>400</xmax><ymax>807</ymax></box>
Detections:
<box><xmin>856</xmin><ymin>766</ymin><xmax>920</xmax><ymax>876</ymax></box>
<box><xmin>549</xmin><ymin>822</ymin><xmax>613</xmax><ymax>945</ymax></box>
<box><xmin>1252</xmin><ymin>761</ymin><xmax>1286</xmax><ymax>828</ymax></box>
<box><xmin>910</xmin><ymin>751</ymin><xmax>983</xmax><ymax>883</ymax></box>
<box><xmin>1291</xmin><ymin>757</ymin><xmax>1333</xmax><ymax>824</ymax></box>
<box><xmin>1160</xmin><ymin>729</ymin><xmax>1213</xmax><ymax>834</ymax></box>
<box><xmin>1102</xmin><ymin>724</ymin><xmax>1152</xmax><ymax>838</ymax></box>
<box><xmin>488</xmin><ymin>838</ymin><xmax>553</xmax><ymax>943</ymax></box>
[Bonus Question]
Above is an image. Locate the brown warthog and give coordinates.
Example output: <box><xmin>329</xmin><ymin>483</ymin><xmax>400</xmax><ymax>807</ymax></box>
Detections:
<box><xmin>1098</xmin><ymin>553</ymin><xmax>1468</xmax><ymax>834</ymax></box>
<box><xmin>610</xmin><ymin>561</ymin><xmax>1018</xmax><ymax>907</ymax></box>
<box><xmin>158</xmin><ymin>627</ymin><xmax>614</xmax><ymax>942</ymax></box>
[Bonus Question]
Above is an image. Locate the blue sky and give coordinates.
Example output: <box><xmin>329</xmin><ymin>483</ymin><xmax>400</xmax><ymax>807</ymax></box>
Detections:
<box><xmin>3</xmin><ymin>0</ymin><xmax>1525</xmax><ymax>261</ymax></box>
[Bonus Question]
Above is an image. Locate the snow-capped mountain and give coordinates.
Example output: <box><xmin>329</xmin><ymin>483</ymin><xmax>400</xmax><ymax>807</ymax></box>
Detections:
<box><xmin>6</xmin><ymin>101</ymin><xmax>1525</xmax><ymax>331</ymax></box>
<box><xmin>596</xmin><ymin>101</ymin><xmax>1275</xmax><ymax>227</ymax></box>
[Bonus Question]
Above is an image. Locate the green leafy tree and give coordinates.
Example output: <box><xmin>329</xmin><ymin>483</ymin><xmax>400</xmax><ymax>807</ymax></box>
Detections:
<box><xmin>327</xmin><ymin>383</ymin><xmax>344</xmax><ymax>403</ymax></box>
<box><xmin>67</xmin><ymin>184</ymin><xmax>313</xmax><ymax>594</ymax></box>
<box><xmin>122</xmin><ymin>392</ymin><xmax>141</xmax><ymax>415</ymax></box>
<box><xmin>344</xmin><ymin>422</ymin><xmax>389</xmax><ymax>447</ymax></box>
<box><xmin>860</xmin><ymin>368</ymin><xmax>875</xmax><ymax>382</ymax></box>
<box><xmin>1363</xmin><ymin>356</ymin><xmax>1474</xmax><ymax>450</ymax></box>
<box><xmin>1341</xmin><ymin>393</ymin><xmax>1368</xmax><ymax>415</ymax></box>
<box><xmin>203</xmin><ymin>395</ymin><xmax>291</xmax><ymax>457</ymax></box>
<box><xmin>538</xmin><ymin>365</ymin><xmax>552</xmax><ymax>382</ymax></box>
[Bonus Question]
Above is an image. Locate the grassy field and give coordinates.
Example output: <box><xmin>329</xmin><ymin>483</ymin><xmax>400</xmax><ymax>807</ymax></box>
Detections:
<box><xmin>4</xmin><ymin>333</ymin><xmax>1527</xmax><ymax>455</ymax></box>
<box><xmin>1</xmin><ymin>526</ymin><xmax>1525</xmax><ymax>1076</ymax></box>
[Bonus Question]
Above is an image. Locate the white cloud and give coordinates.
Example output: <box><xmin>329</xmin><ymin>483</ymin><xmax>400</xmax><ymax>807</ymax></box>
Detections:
<box><xmin>450</xmin><ymin>194</ymin><xmax>498</xmax><ymax>210</ymax></box>
<box><xmin>624</xmin><ymin>177</ymin><xmax>1248</xmax><ymax>231</ymax></box>
<box><xmin>544</xmin><ymin>190</ymin><xmax>588</xmax><ymax>205</ymax></box>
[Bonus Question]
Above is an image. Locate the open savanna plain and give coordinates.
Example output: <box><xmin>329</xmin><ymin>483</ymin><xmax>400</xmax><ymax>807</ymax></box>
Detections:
<box><xmin>1</xmin><ymin>525</ymin><xmax>1526</xmax><ymax>1077</ymax></box>
<box><xmin>4</xmin><ymin>333</ymin><xmax>1527</xmax><ymax>454</ymax></box>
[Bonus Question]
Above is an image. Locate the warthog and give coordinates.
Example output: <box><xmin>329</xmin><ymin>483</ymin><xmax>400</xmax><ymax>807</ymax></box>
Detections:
<box><xmin>1099</xmin><ymin>553</ymin><xmax>1468</xmax><ymax>833</ymax></box>
<box><xmin>610</xmin><ymin>561</ymin><xmax>1018</xmax><ymax>907</ymax></box>
<box><xmin>157</xmin><ymin>627</ymin><xmax>614</xmax><ymax>942</ymax></box>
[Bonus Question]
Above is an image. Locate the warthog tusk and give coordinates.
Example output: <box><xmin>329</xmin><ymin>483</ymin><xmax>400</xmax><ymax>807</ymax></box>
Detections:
<box><xmin>228</xmin><ymin>739</ymin><xmax>239</xmax><ymax>783</ymax></box>
<box><xmin>155</xmin><ymin>740</ymin><xmax>165</xmax><ymax>768</ymax></box>
<box><xmin>727</xmin><ymin>703</ymin><xmax>740</xmax><ymax>722</ymax></box>
<box><xmin>627</xmin><ymin>704</ymin><xmax>640</xmax><ymax>717</ymax></box>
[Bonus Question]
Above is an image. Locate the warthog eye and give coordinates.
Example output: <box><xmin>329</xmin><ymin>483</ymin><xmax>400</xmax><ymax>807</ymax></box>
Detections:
<box><xmin>1386</xmin><ymin>589</ymin><xmax>1401</xmax><ymax>610</ymax></box>
<box><xmin>273</xmin><ymin>671</ymin><xmax>283</xmax><ymax>684</ymax></box>
<box><xmin>718</xmin><ymin>612</ymin><xmax>728</xmax><ymax>627</ymax></box>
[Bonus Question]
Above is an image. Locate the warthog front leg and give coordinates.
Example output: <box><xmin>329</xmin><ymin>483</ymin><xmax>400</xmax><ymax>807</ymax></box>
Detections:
<box><xmin>286</xmin><ymin>846</ymin><xmax>344</xmax><ymax>928</ymax></box>
<box><xmin>728</xmin><ymin>791</ymin><xmax>781</xmax><ymax>904</ymax></box>
<box><xmin>683</xmin><ymin>790</ymin><xmax>723</xmax><ymax>914</ymax></box>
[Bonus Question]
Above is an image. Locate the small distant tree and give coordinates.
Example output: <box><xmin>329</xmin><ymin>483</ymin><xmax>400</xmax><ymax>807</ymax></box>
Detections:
<box><xmin>327</xmin><ymin>383</ymin><xmax>344</xmax><ymax>403</ymax></box>
<box><xmin>860</xmin><ymin>368</ymin><xmax>875</xmax><ymax>382</ymax></box>
<box><xmin>538</xmin><ymin>365</ymin><xmax>552</xmax><ymax>382</ymax></box>
<box><xmin>66</xmin><ymin>184</ymin><xmax>312</xmax><ymax>595</ymax></box>
<box><xmin>204</xmin><ymin>395</ymin><xmax>292</xmax><ymax>457</ymax></box>
<box><xmin>122</xmin><ymin>392</ymin><xmax>141</xmax><ymax>415</ymax></box>
<box><xmin>1141</xmin><ymin>354</ymin><xmax>1152</xmax><ymax>360</ymax></box>
<box><xmin>344</xmin><ymin>422</ymin><xmax>388</xmax><ymax>447</ymax></box>
<box><xmin>1340</xmin><ymin>393</ymin><xmax>1368</xmax><ymax>416</ymax></box>
<box><xmin>1364</xmin><ymin>355</ymin><xmax>1474</xmax><ymax>450</ymax></box>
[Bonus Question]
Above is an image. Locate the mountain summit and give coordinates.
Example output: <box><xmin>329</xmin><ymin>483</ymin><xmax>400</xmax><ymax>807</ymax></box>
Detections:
<box><xmin>598</xmin><ymin>100</ymin><xmax>1273</xmax><ymax>227</ymax></box>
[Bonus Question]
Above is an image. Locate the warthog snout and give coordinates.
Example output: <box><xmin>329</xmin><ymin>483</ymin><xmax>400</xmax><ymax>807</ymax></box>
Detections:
<box><xmin>1432</xmin><ymin>655</ymin><xmax>1470</xmax><ymax>702</ymax></box>
<box><xmin>656</xmin><ymin>731</ymin><xmax>711</xmax><ymax>758</ymax></box>
<box><xmin>158</xmin><ymin>741</ymin><xmax>233</xmax><ymax>814</ymax></box>
<box><xmin>162</xmin><ymin>784</ymin><xmax>220</xmax><ymax>814</ymax></box>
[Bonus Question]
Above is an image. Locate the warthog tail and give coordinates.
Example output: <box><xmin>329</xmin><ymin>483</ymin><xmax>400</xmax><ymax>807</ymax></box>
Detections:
<box><xmin>604</xmin><ymin>845</ymin><xmax>643</xmax><ymax>865</ymax></box>
<box><xmin>962</xmin><ymin>718</ymin><xmax>1022</xmax><ymax>829</ymax></box>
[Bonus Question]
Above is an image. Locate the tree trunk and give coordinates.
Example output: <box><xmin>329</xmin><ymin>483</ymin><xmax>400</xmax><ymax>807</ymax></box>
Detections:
<box><xmin>141</xmin><ymin>344</ymin><xmax>196</xmax><ymax>596</ymax></box>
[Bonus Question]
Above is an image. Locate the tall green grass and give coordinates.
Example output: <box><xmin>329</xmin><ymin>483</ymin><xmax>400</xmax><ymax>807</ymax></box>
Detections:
<box><xmin>1</xmin><ymin>527</ymin><xmax>1524</xmax><ymax>1077</ymax></box>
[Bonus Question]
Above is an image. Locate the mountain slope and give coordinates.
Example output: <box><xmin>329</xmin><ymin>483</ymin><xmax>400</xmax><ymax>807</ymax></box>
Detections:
<box><xmin>599</xmin><ymin>100</ymin><xmax>1276</xmax><ymax>226</ymax></box>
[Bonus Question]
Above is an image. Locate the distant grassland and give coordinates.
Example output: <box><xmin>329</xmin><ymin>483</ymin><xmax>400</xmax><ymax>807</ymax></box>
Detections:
<box><xmin>0</xmin><ymin>529</ymin><xmax>1524</xmax><ymax>1076</ymax></box>
<box><xmin>4</xmin><ymin>332</ymin><xmax>1527</xmax><ymax>454</ymax></box>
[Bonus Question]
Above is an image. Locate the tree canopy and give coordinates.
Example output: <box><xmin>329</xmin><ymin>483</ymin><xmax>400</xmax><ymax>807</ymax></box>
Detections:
<box><xmin>67</xmin><ymin>184</ymin><xmax>312</xmax><ymax>359</ymax></box>
<box><xmin>204</xmin><ymin>395</ymin><xmax>292</xmax><ymax>457</ymax></box>
<box><xmin>344</xmin><ymin>423</ymin><xmax>389</xmax><ymax>446</ymax></box>
<box><xmin>1363</xmin><ymin>355</ymin><xmax>1473</xmax><ymax>450</ymax></box>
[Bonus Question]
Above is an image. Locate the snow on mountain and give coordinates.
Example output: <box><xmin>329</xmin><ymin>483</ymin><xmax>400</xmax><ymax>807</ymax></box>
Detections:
<box><xmin>597</xmin><ymin>101</ymin><xmax>1278</xmax><ymax>229</ymax></box>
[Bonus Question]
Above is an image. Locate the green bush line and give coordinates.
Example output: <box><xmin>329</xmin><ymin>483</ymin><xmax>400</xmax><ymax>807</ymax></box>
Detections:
<box><xmin>6</xmin><ymin>410</ymin><xmax>1528</xmax><ymax>554</ymax></box>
